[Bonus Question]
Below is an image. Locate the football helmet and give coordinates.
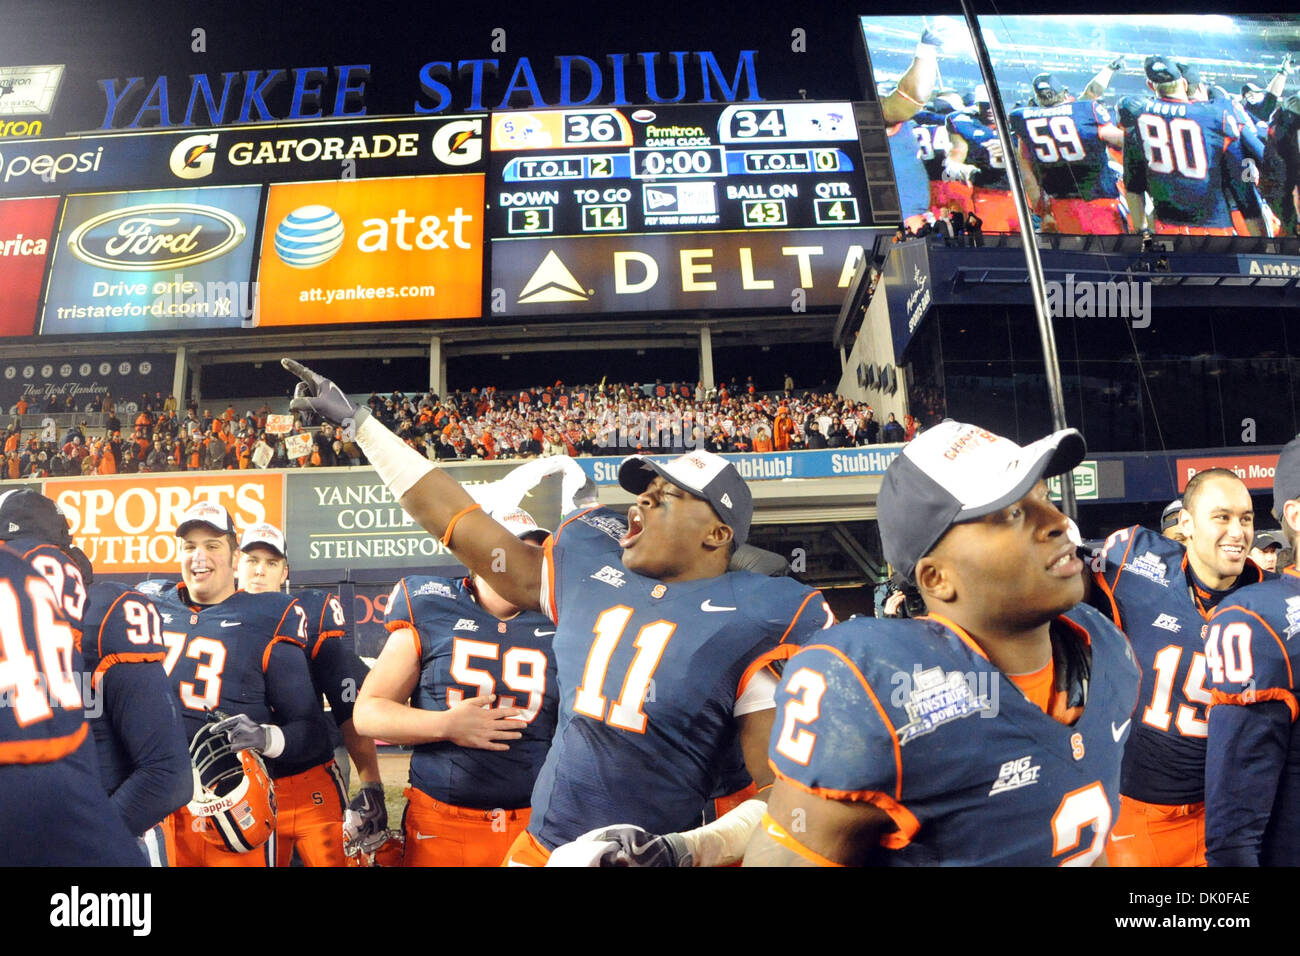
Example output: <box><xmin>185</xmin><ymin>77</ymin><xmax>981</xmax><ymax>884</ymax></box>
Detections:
<box><xmin>344</xmin><ymin>828</ymin><xmax>405</xmax><ymax>867</ymax></box>
<box><xmin>188</xmin><ymin>712</ymin><xmax>277</xmax><ymax>853</ymax></box>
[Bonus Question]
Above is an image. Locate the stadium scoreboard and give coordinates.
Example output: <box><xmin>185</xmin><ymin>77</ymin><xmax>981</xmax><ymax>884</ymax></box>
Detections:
<box><xmin>487</xmin><ymin>102</ymin><xmax>883</xmax><ymax>237</ymax></box>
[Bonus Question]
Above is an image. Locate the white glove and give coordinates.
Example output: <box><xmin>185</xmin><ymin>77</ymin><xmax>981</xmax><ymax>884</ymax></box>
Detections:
<box><xmin>943</xmin><ymin>161</ymin><xmax>979</xmax><ymax>183</ymax></box>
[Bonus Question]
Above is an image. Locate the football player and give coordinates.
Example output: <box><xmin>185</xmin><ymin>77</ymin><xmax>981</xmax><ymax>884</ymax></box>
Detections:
<box><xmin>1126</xmin><ymin>55</ymin><xmax>1261</xmax><ymax>236</ymax></box>
<box><xmin>284</xmin><ymin>359</ymin><xmax>834</xmax><ymax>868</ymax></box>
<box><xmin>1241</xmin><ymin>54</ymin><xmax>1295</xmax><ymax>125</ymax></box>
<box><xmin>1248</xmin><ymin>529</ymin><xmax>1287</xmax><ymax>574</ymax></box>
<box><xmin>152</xmin><ymin>501</ymin><xmax>331</xmax><ymax>867</ymax></box>
<box><xmin>0</xmin><ymin>544</ymin><xmax>145</xmax><ymax>865</ymax></box>
<box><xmin>1008</xmin><ymin>69</ymin><xmax>1127</xmax><ymax>234</ymax></box>
<box><xmin>742</xmin><ymin>421</ymin><xmax>1139</xmax><ymax>866</ymax></box>
<box><xmin>882</xmin><ymin>28</ymin><xmax>943</xmax><ymax>231</ymax></box>
<box><xmin>354</xmin><ymin>508</ymin><xmax>554</xmax><ymax>866</ymax></box>
<box><xmin>0</xmin><ymin>488</ymin><xmax>190</xmax><ymax>865</ymax></box>
<box><xmin>1203</xmin><ymin>438</ymin><xmax>1300</xmax><ymax>865</ymax></box>
<box><xmin>1160</xmin><ymin>498</ymin><xmax>1186</xmax><ymax>542</ymax></box>
<box><xmin>944</xmin><ymin>86</ymin><xmax>1019</xmax><ymax>233</ymax></box>
<box><xmin>1092</xmin><ymin>468</ymin><xmax>1267</xmax><ymax>866</ymax></box>
<box><xmin>236</xmin><ymin>522</ymin><xmax>381</xmax><ymax>867</ymax></box>
<box><xmin>1262</xmin><ymin>95</ymin><xmax>1300</xmax><ymax>236</ymax></box>
<box><xmin>912</xmin><ymin>95</ymin><xmax>974</xmax><ymax>221</ymax></box>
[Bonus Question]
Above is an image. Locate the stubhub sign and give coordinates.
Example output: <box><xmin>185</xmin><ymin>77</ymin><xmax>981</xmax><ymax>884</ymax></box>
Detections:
<box><xmin>577</xmin><ymin>446</ymin><xmax>902</xmax><ymax>485</ymax></box>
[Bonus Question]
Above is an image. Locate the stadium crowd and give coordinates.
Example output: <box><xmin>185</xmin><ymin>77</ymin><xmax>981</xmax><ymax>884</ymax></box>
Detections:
<box><xmin>5</xmin><ymin>378</ymin><xmax>920</xmax><ymax>477</ymax></box>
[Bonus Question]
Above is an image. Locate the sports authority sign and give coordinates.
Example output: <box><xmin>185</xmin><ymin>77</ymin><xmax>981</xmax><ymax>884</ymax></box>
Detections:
<box><xmin>491</xmin><ymin>228</ymin><xmax>872</xmax><ymax>316</ymax></box>
<box><xmin>44</xmin><ymin>473</ymin><xmax>285</xmax><ymax>575</ymax></box>
<box><xmin>1175</xmin><ymin>453</ymin><xmax>1279</xmax><ymax>491</ymax></box>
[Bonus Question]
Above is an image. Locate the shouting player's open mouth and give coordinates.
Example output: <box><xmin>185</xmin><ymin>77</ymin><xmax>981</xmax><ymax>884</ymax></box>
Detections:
<box><xmin>620</xmin><ymin>507</ymin><xmax>644</xmax><ymax>549</ymax></box>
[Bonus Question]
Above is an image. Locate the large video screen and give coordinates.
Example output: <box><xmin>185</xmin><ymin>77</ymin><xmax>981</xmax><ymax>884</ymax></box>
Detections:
<box><xmin>859</xmin><ymin>14</ymin><xmax>1300</xmax><ymax>236</ymax></box>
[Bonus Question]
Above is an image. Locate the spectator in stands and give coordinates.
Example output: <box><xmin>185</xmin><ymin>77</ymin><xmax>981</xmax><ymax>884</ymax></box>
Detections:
<box><xmin>882</xmin><ymin>413</ymin><xmax>906</xmax><ymax>443</ymax></box>
<box><xmin>826</xmin><ymin>417</ymin><xmax>851</xmax><ymax>448</ymax></box>
<box><xmin>936</xmin><ymin>208</ymin><xmax>956</xmax><ymax>240</ymax></box>
<box><xmin>859</xmin><ymin>408</ymin><xmax>880</xmax><ymax>445</ymax></box>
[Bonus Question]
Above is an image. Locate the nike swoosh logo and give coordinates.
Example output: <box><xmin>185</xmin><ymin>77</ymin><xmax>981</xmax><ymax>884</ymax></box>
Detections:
<box><xmin>1109</xmin><ymin>832</ymin><xmax>1134</xmax><ymax>842</ymax></box>
<box><xmin>220</xmin><ymin>620</ymin><xmax>240</xmax><ymax>628</ymax></box>
<box><xmin>534</xmin><ymin>629</ymin><xmax>555</xmax><ymax>637</ymax></box>
<box><xmin>1111</xmin><ymin>719</ymin><xmax>1130</xmax><ymax>742</ymax></box>
<box><xmin>766</xmin><ymin>825</ymin><xmax>785</xmax><ymax>839</ymax></box>
<box><xmin>415</xmin><ymin>832</ymin><xmax>438</xmax><ymax>840</ymax></box>
<box><xmin>701</xmin><ymin>600</ymin><xmax>737</xmax><ymax>613</ymax></box>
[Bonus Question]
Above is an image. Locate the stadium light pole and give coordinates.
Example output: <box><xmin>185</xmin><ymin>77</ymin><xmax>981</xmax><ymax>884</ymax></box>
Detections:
<box><xmin>960</xmin><ymin>0</ymin><xmax>1078</xmax><ymax>520</ymax></box>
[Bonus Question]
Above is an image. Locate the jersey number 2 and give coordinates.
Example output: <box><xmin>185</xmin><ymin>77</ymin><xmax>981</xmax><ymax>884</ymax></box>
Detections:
<box><xmin>1051</xmin><ymin>782</ymin><xmax>1111</xmax><ymax>866</ymax></box>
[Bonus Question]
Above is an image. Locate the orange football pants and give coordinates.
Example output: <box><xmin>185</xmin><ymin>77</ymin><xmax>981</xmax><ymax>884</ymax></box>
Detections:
<box><xmin>274</xmin><ymin>761</ymin><xmax>347</xmax><ymax>867</ymax></box>
<box><xmin>403</xmin><ymin>787</ymin><xmax>530</xmax><ymax>867</ymax></box>
<box><xmin>1108</xmin><ymin>795</ymin><xmax>1206</xmax><ymax>867</ymax></box>
<box><xmin>502</xmin><ymin>828</ymin><xmax>552</xmax><ymax>867</ymax></box>
<box><xmin>171</xmin><ymin>805</ymin><xmax>274</xmax><ymax>867</ymax></box>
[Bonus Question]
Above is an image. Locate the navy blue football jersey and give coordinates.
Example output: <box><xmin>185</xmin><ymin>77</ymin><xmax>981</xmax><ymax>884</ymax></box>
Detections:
<box><xmin>1092</xmin><ymin>524</ymin><xmax>1268</xmax><ymax>804</ymax></box>
<box><xmin>889</xmin><ymin>120</ymin><xmax>932</xmax><ymax>220</ymax></box>
<box><xmin>1203</xmin><ymin>567</ymin><xmax>1300</xmax><ymax>865</ymax></box>
<box><xmin>529</xmin><ymin>507</ymin><xmax>834</xmax><ymax>849</ymax></box>
<box><xmin>1264</xmin><ymin>104</ymin><xmax>1300</xmax><ymax>232</ymax></box>
<box><xmin>79</xmin><ymin>581</ymin><xmax>190</xmax><ymax>836</ymax></box>
<box><xmin>0</xmin><ymin>545</ymin><xmax>142</xmax><ymax>865</ymax></box>
<box><xmin>9</xmin><ymin>539</ymin><xmax>89</xmax><ymax>629</ymax></box>
<box><xmin>1008</xmin><ymin>99</ymin><xmax>1122</xmax><ymax>200</ymax></box>
<box><xmin>294</xmin><ymin>587</ymin><xmax>368</xmax><ymax>731</ymax></box>
<box><xmin>911</xmin><ymin>110</ymin><xmax>952</xmax><ymax>182</ymax></box>
<box><xmin>152</xmin><ymin>584</ymin><xmax>330</xmax><ymax>777</ymax></box>
<box><xmin>1127</xmin><ymin>98</ymin><xmax>1242</xmax><ymax>227</ymax></box>
<box><xmin>946</xmin><ymin>112</ymin><xmax>1009</xmax><ymax>190</ymax></box>
<box><xmin>769</xmin><ymin>606</ymin><xmax>1140</xmax><ymax>865</ymax></box>
<box><xmin>385</xmin><ymin>575</ymin><xmax>558</xmax><ymax>810</ymax></box>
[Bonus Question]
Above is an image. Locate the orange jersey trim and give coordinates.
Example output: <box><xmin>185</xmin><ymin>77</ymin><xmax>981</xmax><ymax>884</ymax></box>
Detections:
<box><xmin>261</xmin><ymin>634</ymin><xmax>301</xmax><ymax>673</ymax></box>
<box><xmin>738</xmin><ymin>644</ymin><xmax>800</xmax><ymax>699</ymax></box>
<box><xmin>759</xmin><ymin>811</ymin><xmax>845</xmax><ymax>867</ymax></box>
<box><xmin>770</xmin><ymin>766</ymin><xmax>922</xmax><ymax>848</ymax></box>
<box><xmin>1106</xmin><ymin>526</ymin><xmax>1141</xmax><ymax>597</ymax></box>
<box><xmin>0</xmin><ymin>720</ymin><xmax>88</xmax><ymax>765</ymax></box>
<box><xmin>778</xmin><ymin>590</ymin><xmax>825</xmax><ymax>645</ymax></box>
<box><xmin>94</xmin><ymin>589</ymin><xmax>132</xmax><ymax>660</ymax></box>
<box><xmin>1091</xmin><ymin>570</ymin><xmax>1123</xmax><ymax>629</ymax></box>
<box><xmin>920</xmin><ymin>613</ymin><xmax>991</xmax><ymax>662</ymax></box>
<box><xmin>1210</xmin><ymin>687</ymin><xmax>1299</xmax><ymax>722</ymax></box>
<box><xmin>310</xmin><ymin>630</ymin><xmax>344</xmax><ymax>660</ymax></box>
<box><xmin>788</xmin><ymin>642</ymin><xmax>906</xmax><ymax>801</ymax></box>
<box><xmin>91</xmin><ymin>650</ymin><xmax>166</xmax><ymax>690</ymax></box>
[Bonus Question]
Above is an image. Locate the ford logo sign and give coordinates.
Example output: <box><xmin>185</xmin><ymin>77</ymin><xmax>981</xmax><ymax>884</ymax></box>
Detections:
<box><xmin>66</xmin><ymin>203</ymin><xmax>246</xmax><ymax>271</ymax></box>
